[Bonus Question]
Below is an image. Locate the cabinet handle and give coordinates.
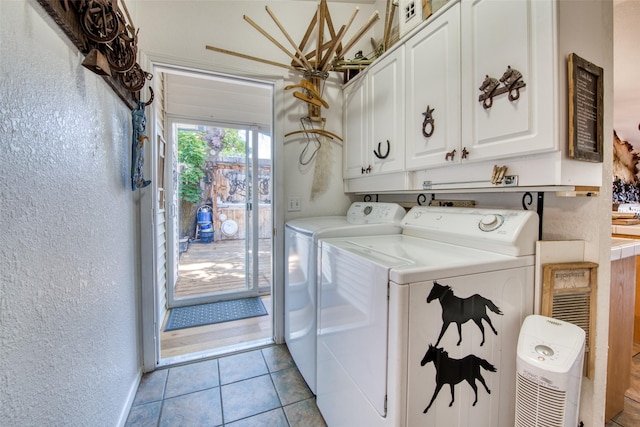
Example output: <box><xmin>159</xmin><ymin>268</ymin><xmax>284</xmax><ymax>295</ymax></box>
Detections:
<box><xmin>445</xmin><ymin>149</ymin><xmax>456</xmax><ymax>161</ymax></box>
<box><xmin>462</xmin><ymin>147</ymin><xmax>469</xmax><ymax>159</ymax></box>
<box><xmin>361</xmin><ymin>165</ymin><xmax>372</xmax><ymax>174</ymax></box>
<box><xmin>422</xmin><ymin>105</ymin><xmax>435</xmax><ymax>138</ymax></box>
<box><xmin>373</xmin><ymin>140</ymin><xmax>390</xmax><ymax>159</ymax></box>
<box><xmin>478</xmin><ymin>66</ymin><xmax>526</xmax><ymax>110</ymax></box>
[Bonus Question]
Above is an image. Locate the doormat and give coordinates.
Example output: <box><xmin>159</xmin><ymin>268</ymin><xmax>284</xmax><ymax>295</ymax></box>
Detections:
<box><xmin>165</xmin><ymin>297</ymin><xmax>267</xmax><ymax>331</ymax></box>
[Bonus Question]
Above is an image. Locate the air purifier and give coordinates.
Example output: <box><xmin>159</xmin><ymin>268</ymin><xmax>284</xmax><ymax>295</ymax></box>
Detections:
<box><xmin>515</xmin><ymin>315</ymin><xmax>585</xmax><ymax>427</ymax></box>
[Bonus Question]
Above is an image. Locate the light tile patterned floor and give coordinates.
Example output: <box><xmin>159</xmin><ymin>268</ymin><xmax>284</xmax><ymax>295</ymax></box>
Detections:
<box><xmin>126</xmin><ymin>344</ymin><xmax>326</xmax><ymax>427</ymax></box>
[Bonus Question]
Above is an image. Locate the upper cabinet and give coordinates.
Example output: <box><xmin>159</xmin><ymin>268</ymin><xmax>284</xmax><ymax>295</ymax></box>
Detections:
<box><xmin>460</xmin><ymin>0</ymin><xmax>555</xmax><ymax>161</ymax></box>
<box><xmin>343</xmin><ymin>0</ymin><xmax>606</xmax><ymax>193</ymax></box>
<box><xmin>405</xmin><ymin>3</ymin><xmax>460</xmax><ymax>170</ymax></box>
<box><xmin>343</xmin><ymin>46</ymin><xmax>405</xmax><ymax>179</ymax></box>
<box><xmin>343</xmin><ymin>75</ymin><xmax>368</xmax><ymax>179</ymax></box>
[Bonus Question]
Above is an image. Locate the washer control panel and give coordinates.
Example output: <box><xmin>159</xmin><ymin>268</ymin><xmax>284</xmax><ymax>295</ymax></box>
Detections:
<box><xmin>478</xmin><ymin>214</ymin><xmax>505</xmax><ymax>232</ymax></box>
<box><xmin>401</xmin><ymin>206</ymin><xmax>539</xmax><ymax>256</ymax></box>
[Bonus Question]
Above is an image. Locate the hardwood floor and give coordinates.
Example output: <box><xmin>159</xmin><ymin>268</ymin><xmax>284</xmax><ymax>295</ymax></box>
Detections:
<box><xmin>160</xmin><ymin>295</ymin><xmax>273</xmax><ymax>359</ymax></box>
<box><xmin>163</xmin><ymin>238</ymin><xmax>274</xmax><ymax>360</ymax></box>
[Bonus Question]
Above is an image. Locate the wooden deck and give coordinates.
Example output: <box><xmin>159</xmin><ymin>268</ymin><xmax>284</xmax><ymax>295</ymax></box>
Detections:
<box><xmin>174</xmin><ymin>238</ymin><xmax>272</xmax><ymax>299</ymax></box>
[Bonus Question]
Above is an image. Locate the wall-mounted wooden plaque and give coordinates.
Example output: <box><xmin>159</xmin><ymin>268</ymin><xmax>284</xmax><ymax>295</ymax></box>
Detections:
<box><xmin>568</xmin><ymin>53</ymin><xmax>603</xmax><ymax>163</ymax></box>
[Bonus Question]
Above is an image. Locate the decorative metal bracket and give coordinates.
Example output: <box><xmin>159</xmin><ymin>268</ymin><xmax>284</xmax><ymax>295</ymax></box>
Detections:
<box><xmin>478</xmin><ymin>66</ymin><xmax>526</xmax><ymax>110</ymax></box>
<box><xmin>422</xmin><ymin>106</ymin><xmax>435</xmax><ymax>138</ymax></box>
<box><xmin>522</xmin><ymin>191</ymin><xmax>544</xmax><ymax>240</ymax></box>
<box><xmin>373</xmin><ymin>140</ymin><xmax>390</xmax><ymax>159</ymax></box>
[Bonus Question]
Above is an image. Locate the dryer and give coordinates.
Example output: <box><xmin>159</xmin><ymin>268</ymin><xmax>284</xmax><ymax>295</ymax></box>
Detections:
<box><xmin>284</xmin><ymin>202</ymin><xmax>406</xmax><ymax>394</ymax></box>
<box><xmin>317</xmin><ymin>206</ymin><xmax>539</xmax><ymax>426</ymax></box>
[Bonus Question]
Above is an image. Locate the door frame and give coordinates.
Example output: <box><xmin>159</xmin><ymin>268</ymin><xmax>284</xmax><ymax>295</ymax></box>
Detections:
<box><xmin>139</xmin><ymin>57</ymin><xmax>286</xmax><ymax>371</ymax></box>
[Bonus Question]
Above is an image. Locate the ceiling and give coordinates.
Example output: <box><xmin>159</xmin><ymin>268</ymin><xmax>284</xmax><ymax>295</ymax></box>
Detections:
<box><xmin>614</xmin><ymin>0</ymin><xmax>640</xmax><ymax>149</ymax></box>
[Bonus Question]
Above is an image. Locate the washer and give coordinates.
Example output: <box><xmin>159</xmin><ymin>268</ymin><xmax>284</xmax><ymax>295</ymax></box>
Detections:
<box><xmin>285</xmin><ymin>202</ymin><xmax>406</xmax><ymax>394</ymax></box>
<box><xmin>317</xmin><ymin>206</ymin><xmax>539</xmax><ymax>427</ymax></box>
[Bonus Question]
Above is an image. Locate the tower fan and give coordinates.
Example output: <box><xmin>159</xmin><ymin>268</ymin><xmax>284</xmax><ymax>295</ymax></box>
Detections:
<box><xmin>515</xmin><ymin>315</ymin><xmax>585</xmax><ymax>427</ymax></box>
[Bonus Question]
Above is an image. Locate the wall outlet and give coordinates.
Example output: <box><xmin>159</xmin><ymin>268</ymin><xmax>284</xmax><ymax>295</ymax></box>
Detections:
<box><xmin>288</xmin><ymin>196</ymin><xmax>301</xmax><ymax>212</ymax></box>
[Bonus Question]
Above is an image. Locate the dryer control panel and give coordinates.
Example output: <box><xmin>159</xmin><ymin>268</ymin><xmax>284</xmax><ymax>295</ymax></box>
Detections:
<box><xmin>346</xmin><ymin>202</ymin><xmax>406</xmax><ymax>225</ymax></box>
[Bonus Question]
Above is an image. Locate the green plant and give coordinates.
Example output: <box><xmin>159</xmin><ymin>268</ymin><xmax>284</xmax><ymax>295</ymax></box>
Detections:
<box><xmin>220</xmin><ymin>128</ymin><xmax>246</xmax><ymax>158</ymax></box>
<box><xmin>178</xmin><ymin>130</ymin><xmax>207</xmax><ymax>203</ymax></box>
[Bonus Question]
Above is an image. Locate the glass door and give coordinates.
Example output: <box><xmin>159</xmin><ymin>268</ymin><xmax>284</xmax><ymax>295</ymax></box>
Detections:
<box><xmin>167</xmin><ymin>120</ymin><xmax>272</xmax><ymax>307</ymax></box>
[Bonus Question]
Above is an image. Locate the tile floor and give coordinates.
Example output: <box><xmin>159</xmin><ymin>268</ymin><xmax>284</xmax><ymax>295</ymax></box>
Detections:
<box><xmin>126</xmin><ymin>344</ymin><xmax>327</xmax><ymax>427</ymax></box>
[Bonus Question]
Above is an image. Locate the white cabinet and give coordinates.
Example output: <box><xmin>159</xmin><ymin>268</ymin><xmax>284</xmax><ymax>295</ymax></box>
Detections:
<box><xmin>343</xmin><ymin>46</ymin><xmax>405</xmax><ymax>179</ymax></box>
<box><xmin>343</xmin><ymin>76</ymin><xmax>368</xmax><ymax>179</ymax></box>
<box><xmin>460</xmin><ymin>0</ymin><xmax>555</xmax><ymax>161</ymax></box>
<box><xmin>405</xmin><ymin>3</ymin><xmax>460</xmax><ymax>170</ymax></box>
<box><xmin>343</xmin><ymin>0</ymin><xmax>605</xmax><ymax>192</ymax></box>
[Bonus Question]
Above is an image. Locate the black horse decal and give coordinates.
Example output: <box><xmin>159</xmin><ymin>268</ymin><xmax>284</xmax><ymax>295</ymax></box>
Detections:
<box><xmin>420</xmin><ymin>344</ymin><xmax>495</xmax><ymax>413</ymax></box>
<box><xmin>427</xmin><ymin>281</ymin><xmax>502</xmax><ymax>346</ymax></box>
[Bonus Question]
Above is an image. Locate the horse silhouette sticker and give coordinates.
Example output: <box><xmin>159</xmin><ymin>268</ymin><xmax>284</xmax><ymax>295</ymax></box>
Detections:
<box><xmin>427</xmin><ymin>281</ymin><xmax>502</xmax><ymax>346</ymax></box>
<box><xmin>420</xmin><ymin>344</ymin><xmax>496</xmax><ymax>413</ymax></box>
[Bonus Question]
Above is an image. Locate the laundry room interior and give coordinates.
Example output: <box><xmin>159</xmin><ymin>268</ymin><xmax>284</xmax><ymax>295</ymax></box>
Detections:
<box><xmin>3</xmin><ymin>0</ymin><xmax>640</xmax><ymax>426</ymax></box>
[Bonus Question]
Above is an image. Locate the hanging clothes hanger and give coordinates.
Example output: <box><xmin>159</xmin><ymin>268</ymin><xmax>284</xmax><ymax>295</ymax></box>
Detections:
<box><xmin>284</xmin><ymin>128</ymin><xmax>343</xmax><ymax>142</ymax></box>
<box><xmin>285</xmin><ymin>78</ymin><xmax>330</xmax><ymax>109</ymax></box>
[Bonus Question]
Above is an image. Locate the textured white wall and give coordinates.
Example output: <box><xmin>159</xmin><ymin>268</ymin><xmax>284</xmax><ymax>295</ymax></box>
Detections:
<box><xmin>0</xmin><ymin>1</ymin><xmax>142</xmax><ymax>425</ymax></box>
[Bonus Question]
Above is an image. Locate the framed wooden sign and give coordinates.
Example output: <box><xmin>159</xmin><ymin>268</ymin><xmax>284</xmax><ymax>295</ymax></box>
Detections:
<box><xmin>568</xmin><ymin>53</ymin><xmax>604</xmax><ymax>162</ymax></box>
<box><xmin>542</xmin><ymin>261</ymin><xmax>598</xmax><ymax>379</ymax></box>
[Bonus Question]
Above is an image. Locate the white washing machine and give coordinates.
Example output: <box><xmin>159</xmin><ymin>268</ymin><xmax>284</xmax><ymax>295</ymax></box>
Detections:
<box><xmin>284</xmin><ymin>202</ymin><xmax>406</xmax><ymax>394</ymax></box>
<box><xmin>317</xmin><ymin>206</ymin><xmax>539</xmax><ymax>426</ymax></box>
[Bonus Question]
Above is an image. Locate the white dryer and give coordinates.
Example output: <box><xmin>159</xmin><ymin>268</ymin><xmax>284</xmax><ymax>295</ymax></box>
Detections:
<box><xmin>317</xmin><ymin>206</ymin><xmax>539</xmax><ymax>426</ymax></box>
<box><xmin>284</xmin><ymin>202</ymin><xmax>406</xmax><ymax>394</ymax></box>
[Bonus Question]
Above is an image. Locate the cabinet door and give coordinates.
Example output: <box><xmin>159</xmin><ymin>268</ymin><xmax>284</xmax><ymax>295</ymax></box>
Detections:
<box><xmin>369</xmin><ymin>46</ymin><xmax>405</xmax><ymax>174</ymax></box>
<box><xmin>405</xmin><ymin>3</ymin><xmax>460</xmax><ymax>170</ymax></box>
<box><xmin>343</xmin><ymin>77</ymin><xmax>369</xmax><ymax>179</ymax></box>
<box><xmin>460</xmin><ymin>0</ymin><xmax>555</xmax><ymax>161</ymax></box>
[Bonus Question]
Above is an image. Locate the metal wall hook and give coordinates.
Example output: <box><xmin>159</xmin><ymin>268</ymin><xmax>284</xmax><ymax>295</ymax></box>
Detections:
<box><xmin>478</xmin><ymin>66</ymin><xmax>526</xmax><ymax>110</ymax></box>
<box><xmin>373</xmin><ymin>140</ymin><xmax>390</xmax><ymax>159</ymax></box>
<box><xmin>422</xmin><ymin>105</ymin><xmax>435</xmax><ymax>138</ymax></box>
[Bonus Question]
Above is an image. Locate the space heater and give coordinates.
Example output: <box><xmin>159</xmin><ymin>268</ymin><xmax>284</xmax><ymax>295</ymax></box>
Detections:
<box><xmin>515</xmin><ymin>315</ymin><xmax>585</xmax><ymax>427</ymax></box>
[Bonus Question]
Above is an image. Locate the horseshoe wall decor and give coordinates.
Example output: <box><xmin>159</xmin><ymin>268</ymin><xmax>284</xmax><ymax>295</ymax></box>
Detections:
<box><xmin>422</xmin><ymin>105</ymin><xmax>435</xmax><ymax>138</ymax></box>
<box><xmin>373</xmin><ymin>140</ymin><xmax>391</xmax><ymax>159</ymax></box>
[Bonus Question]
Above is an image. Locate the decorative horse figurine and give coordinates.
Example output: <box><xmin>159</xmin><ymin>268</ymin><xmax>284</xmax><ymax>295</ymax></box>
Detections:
<box><xmin>426</xmin><ymin>281</ymin><xmax>502</xmax><ymax>346</ymax></box>
<box><xmin>499</xmin><ymin>65</ymin><xmax>525</xmax><ymax>101</ymax></box>
<box><xmin>478</xmin><ymin>75</ymin><xmax>500</xmax><ymax>109</ymax></box>
<box><xmin>420</xmin><ymin>344</ymin><xmax>496</xmax><ymax>413</ymax></box>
